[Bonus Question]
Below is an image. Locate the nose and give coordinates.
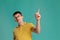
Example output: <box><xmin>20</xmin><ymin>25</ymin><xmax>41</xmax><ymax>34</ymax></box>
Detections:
<box><xmin>16</xmin><ymin>17</ymin><xmax>19</xmax><ymax>20</ymax></box>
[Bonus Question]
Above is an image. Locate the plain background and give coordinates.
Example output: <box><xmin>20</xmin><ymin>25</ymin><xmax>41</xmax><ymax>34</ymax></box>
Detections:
<box><xmin>0</xmin><ymin>0</ymin><xmax>60</xmax><ymax>40</ymax></box>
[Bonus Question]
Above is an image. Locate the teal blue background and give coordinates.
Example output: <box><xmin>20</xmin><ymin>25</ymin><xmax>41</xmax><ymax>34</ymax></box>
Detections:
<box><xmin>0</xmin><ymin>0</ymin><xmax>60</xmax><ymax>40</ymax></box>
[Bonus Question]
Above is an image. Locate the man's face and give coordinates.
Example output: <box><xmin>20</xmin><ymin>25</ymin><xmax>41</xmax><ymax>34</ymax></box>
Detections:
<box><xmin>14</xmin><ymin>13</ymin><xmax>23</xmax><ymax>23</ymax></box>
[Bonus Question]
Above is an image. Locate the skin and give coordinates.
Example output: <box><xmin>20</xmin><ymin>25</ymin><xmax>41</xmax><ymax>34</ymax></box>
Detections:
<box><xmin>13</xmin><ymin>9</ymin><xmax>41</xmax><ymax>33</ymax></box>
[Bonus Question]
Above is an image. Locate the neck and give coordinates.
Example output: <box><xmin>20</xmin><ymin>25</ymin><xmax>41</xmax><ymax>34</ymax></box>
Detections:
<box><xmin>18</xmin><ymin>20</ymin><xmax>24</xmax><ymax>26</ymax></box>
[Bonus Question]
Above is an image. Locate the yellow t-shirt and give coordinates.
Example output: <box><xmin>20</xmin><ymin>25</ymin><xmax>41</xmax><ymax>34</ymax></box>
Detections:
<box><xmin>13</xmin><ymin>22</ymin><xmax>34</xmax><ymax>40</ymax></box>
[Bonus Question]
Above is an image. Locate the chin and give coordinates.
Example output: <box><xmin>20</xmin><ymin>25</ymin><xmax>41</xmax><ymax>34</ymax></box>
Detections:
<box><xmin>18</xmin><ymin>21</ymin><xmax>21</xmax><ymax>23</ymax></box>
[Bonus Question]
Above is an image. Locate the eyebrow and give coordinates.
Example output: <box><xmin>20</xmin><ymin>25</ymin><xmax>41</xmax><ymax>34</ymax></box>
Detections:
<box><xmin>15</xmin><ymin>15</ymin><xmax>20</xmax><ymax>18</ymax></box>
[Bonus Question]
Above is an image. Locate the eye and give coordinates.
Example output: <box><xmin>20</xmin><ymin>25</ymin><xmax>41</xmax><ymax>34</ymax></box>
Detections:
<box><xmin>15</xmin><ymin>17</ymin><xmax>17</xmax><ymax>19</ymax></box>
<box><xmin>18</xmin><ymin>15</ymin><xmax>20</xmax><ymax>17</ymax></box>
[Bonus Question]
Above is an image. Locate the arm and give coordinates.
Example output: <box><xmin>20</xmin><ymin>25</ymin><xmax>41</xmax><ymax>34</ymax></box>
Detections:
<box><xmin>32</xmin><ymin>9</ymin><xmax>41</xmax><ymax>33</ymax></box>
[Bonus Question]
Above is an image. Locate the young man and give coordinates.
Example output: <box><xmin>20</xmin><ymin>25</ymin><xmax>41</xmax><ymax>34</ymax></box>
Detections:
<box><xmin>13</xmin><ymin>9</ymin><xmax>41</xmax><ymax>40</ymax></box>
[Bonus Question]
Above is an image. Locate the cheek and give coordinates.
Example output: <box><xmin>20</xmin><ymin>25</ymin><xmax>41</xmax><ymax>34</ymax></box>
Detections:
<box><xmin>18</xmin><ymin>17</ymin><xmax>22</xmax><ymax>20</ymax></box>
<box><xmin>14</xmin><ymin>18</ymin><xmax>18</xmax><ymax>22</ymax></box>
<box><xmin>15</xmin><ymin>19</ymin><xmax>17</xmax><ymax>22</ymax></box>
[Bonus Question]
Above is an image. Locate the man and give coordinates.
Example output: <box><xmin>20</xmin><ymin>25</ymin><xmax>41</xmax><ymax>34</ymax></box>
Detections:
<box><xmin>13</xmin><ymin>9</ymin><xmax>41</xmax><ymax>40</ymax></box>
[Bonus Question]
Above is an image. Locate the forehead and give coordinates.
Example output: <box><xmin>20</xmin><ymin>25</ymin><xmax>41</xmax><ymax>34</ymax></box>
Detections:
<box><xmin>14</xmin><ymin>13</ymin><xmax>22</xmax><ymax>17</ymax></box>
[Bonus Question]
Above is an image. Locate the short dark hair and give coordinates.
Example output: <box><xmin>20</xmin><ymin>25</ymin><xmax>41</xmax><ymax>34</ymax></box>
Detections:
<box><xmin>13</xmin><ymin>11</ymin><xmax>22</xmax><ymax>16</ymax></box>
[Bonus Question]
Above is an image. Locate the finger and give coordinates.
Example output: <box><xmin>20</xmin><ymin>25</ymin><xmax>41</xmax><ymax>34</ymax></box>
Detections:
<box><xmin>38</xmin><ymin>9</ymin><xmax>40</xmax><ymax>12</ymax></box>
<box><xmin>38</xmin><ymin>9</ymin><xmax>40</xmax><ymax>13</ymax></box>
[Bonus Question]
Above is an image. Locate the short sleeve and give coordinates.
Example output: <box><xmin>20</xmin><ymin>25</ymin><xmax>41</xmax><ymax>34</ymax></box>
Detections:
<box><xmin>29</xmin><ymin>23</ymin><xmax>34</xmax><ymax>29</ymax></box>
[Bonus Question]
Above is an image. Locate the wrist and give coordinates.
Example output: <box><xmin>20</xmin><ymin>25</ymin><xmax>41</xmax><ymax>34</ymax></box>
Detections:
<box><xmin>36</xmin><ymin>20</ymin><xmax>40</xmax><ymax>22</ymax></box>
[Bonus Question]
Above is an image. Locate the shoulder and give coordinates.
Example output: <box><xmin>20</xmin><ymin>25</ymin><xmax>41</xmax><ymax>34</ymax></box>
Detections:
<box><xmin>26</xmin><ymin>22</ymin><xmax>34</xmax><ymax>27</ymax></box>
<box><xmin>29</xmin><ymin>22</ymin><xmax>34</xmax><ymax>25</ymax></box>
<box><xmin>26</xmin><ymin>22</ymin><xmax>33</xmax><ymax>25</ymax></box>
<box><xmin>13</xmin><ymin>26</ymin><xmax>18</xmax><ymax>33</ymax></box>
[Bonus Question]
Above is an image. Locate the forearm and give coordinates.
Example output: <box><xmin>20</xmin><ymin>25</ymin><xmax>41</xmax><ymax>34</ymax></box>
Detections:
<box><xmin>35</xmin><ymin>20</ymin><xmax>40</xmax><ymax>33</ymax></box>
